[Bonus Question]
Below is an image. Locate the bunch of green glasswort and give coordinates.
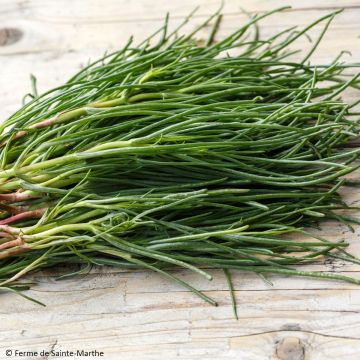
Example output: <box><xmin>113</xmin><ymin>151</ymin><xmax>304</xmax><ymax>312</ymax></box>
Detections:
<box><xmin>0</xmin><ymin>7</ymin><xmax>359</xmax><ymax>312</ymax></box>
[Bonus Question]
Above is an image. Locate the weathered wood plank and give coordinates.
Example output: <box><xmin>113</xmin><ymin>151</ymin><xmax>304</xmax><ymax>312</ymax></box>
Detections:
<box><xmin>1</xmin><ymin>273</ymin><xmax>360</xmax><ymax>359</ymax></box>
<box><xmin>1</xmin><ymin>1</ymin><xmax>359</xmax><ymax>120</ymax></box>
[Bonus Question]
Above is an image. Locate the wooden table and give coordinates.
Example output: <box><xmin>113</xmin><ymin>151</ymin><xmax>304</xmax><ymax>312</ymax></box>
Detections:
<box><xmin>0</xmin><ymin>1</ymin><xmax>359</xmax><ymax>359</ymax></box>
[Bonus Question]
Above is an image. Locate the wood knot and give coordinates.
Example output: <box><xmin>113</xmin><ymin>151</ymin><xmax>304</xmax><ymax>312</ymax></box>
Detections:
<box><xmin>0</xmin><ymin>27</ymin><xmax>23</xmax><ymax>46</ymax></box>
<box><xmin>276</xmin><ymin>337</ymin><xmax>305</xmax><ymax>360</ymax></box>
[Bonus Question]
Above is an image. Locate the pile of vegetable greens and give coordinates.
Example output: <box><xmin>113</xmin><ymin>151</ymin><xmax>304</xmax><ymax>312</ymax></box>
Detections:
<box><xmin>0</xmin><ymin>7</ymin><xmax>359</xmax><ymax>311</ymax></box>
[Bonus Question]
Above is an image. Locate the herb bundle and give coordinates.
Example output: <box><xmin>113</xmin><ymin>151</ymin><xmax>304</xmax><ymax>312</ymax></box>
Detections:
<box><xmin>0</xmin><ymin>7</ymin><xmax>359</xmax><ymax>308</ymax></box>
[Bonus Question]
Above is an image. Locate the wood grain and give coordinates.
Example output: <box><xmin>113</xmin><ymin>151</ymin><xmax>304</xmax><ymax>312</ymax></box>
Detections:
<box><xmin>0</xmin><ymin>1</ymin><xmax>359</xmax><ymax>359</ymax></box>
